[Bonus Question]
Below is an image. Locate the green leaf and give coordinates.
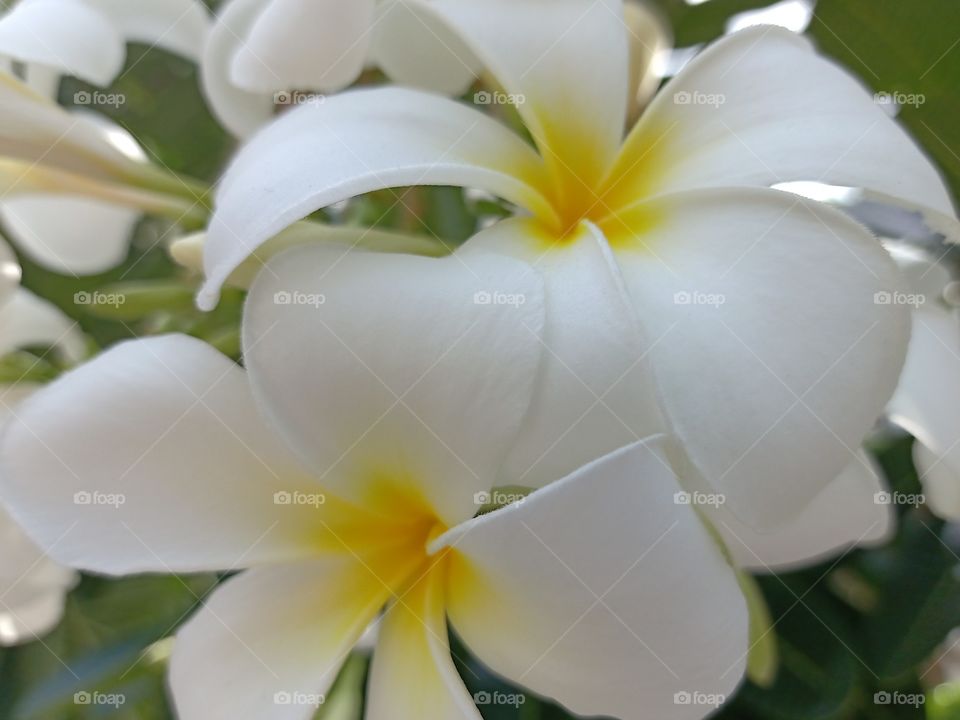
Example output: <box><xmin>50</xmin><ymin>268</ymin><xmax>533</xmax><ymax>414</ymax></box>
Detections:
<box><xmin>810</xmin><ymin>0</ymin><xmax>960</xmax><ymax>202</ymax></box>
<box><xmin>862</xmin><ymin>514</ymin><xmax>960</xmax><ymax>679</ymax></box>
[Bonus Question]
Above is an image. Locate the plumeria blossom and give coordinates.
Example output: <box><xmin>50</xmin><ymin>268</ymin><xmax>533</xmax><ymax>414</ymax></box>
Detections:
<box><xmin>0</xmin><ymin>0</ymin><xmax>210</xmax><ymax>275</ymax></box>
<box><xmin>886</xmin><ymin>245</ymin><xmax>960</xmax><ymax>520</ymax></box>
<box><xmin>1</xmin><ymin>251</ymin><xmax>749</xmax><ymax>719</ymax></box>
<box><xmin>198</xmin><ymin>0</ymin><xmax>959</xmax><ymax>552</ymax></box>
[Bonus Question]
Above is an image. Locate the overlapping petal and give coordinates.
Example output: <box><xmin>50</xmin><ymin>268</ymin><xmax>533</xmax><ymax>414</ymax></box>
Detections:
<box><xmin>242</xmin><ymin>244</ymin><xmax>545</xmax><ymax>526</ymax></box>
<box><xmin>421</xmin><ymin>0</ymin><xmax>630</xmax><ymax>204</ymax></box>
<box><xmin>0</xmin><ymin>335</ymin><xmax>348</xmax><ymax>575</ymax></box>
<box><xmin>438</xmin><ymin>438</ymin><xmax>748</xmax><ymax>719</ymax></box>
<box><xmin>84</xmin><ymin>0</ymin><xmax>211</xmax><ymax>62</ymax></box>
<box><xmin>200</xmin><ymin>86</ymin><xmax>553</xmax><ymax>308</ymax></box>
<box><xmin>610</xmin><ymin>188</ymin><xmax>910</xmax><ymax>529</ymax></box>
<box><xmin>458</xmin><ymin>218</ymin><xmax>665</xmax><ymax>490</ymax></box>
<box><xmin>230</xmin><ymin>0</ymin><xmax>375</xmax><ymax>93</ymax></box>
<box><xmin>0</xmin><ymin>0</ymin><xmax>124</xmax><ymax>85</ymax></box>
<box><xmin>609</xmin><ymin>27</ymin><xmax>958</xmax><ymax>231</ymax></box>
<box><xmin>366</xmin><ymin>568</ymin><xmax>481</xmax><ymax>720</ymax></box>
<box><xmin>171</xmin><ymin>556</ymin><xmax>405</xmax><ymax>720</ymax></box>
<box><xmin>200</xmin><ymin>0</ymin><xmax>277</xmax><ymax>138</ymax></box>
<box><xmin>713</xmin><ymin>451</ymin><xmax>893</xmax><ymax>571</ymax></box>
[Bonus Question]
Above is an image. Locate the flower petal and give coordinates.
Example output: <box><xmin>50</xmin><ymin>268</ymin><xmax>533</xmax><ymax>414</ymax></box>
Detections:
<box><xmin>366</xmin><ymin>567</ymin><xmax>481</xmax><ymax>720</ymax></box>
<box><xmin>611</xmin><ymin>188</ymin><xmax>910</xmax><ymax>529</ymax></box>
<box><xmin>0</xmin><ymin>287</ymin><xmax>85</xmax><ymax>361</ymax></box>
<box><xmin>458</xmin><ymin>218</ymin><xmax>665</xmax><ymax>491</ymax></box>
<box><xmin>421</xmin><ymin>0</ymin><xmax>630</xmax><ymax>201</ymax></box>
<box><xmin>230</xmin><ymin>0</ymin><xmax>374</xmax><ymax>94</ymax></box>
<box><xmin>83</xmin><ymin>0</ymin><xmax>212</xmax><ymax>62</ymax></box>
<box><xmin>0</xmin><ymin>195</ymin><xmax>136</xmax><ymax>275</ymax></box>
<box><xmin>370</xmin><ymin>0</ymin><xmax>480</xmax><ymax>96</ymax></box>
<box><xmin>0</xmin><ymin>70</ymin><xmax>143</xmax><ymax>179</ymax></box>
<box><xmin>889</xmin><ymin>303</ymin><xmax>960</xmax><ymax>522</ymax></box>
<box><xmin>200</xmin><ymin>85</ymin><xmax>552</xmax><ymax>309</ymax></box>
<box><xmin>200</xmin><ymin>0</ymin><xmax>276</xmax><ymax>138</ymax></box>
<box><xmin>712</xmin><ymin>451</ymin><xmax>893</xmax><ymax>572</ymax></box>
<box><xmin>0</xmin><ymin>505</ymin><xmax>75</xmax><ymax>646</ymax></box>
<box><xmin>172</xmin><ymin>221</ymin><xmax>445</xmax><ymax>290</ymax></box>
<box><xmin>171</xmin><ymin>556</ymin><xmax>399</xmax><ymax>720</ymax></box>
<box><xmin>0</xmin><ymin>334</ymin><xmax>347</xmax><ymax>575</ymax></box>
<box><xmin>0</xmin><ymin>236</ymin><xmax>22</xmax><ymax>307</ymax></box>
<box><xmin>624</xmin><ymin>0</ymin><xmax>671</xmax><ymax>117</ymax></box>
<box><xmin>242</xmin><ymin>244</ymin><xmax>545</xmax><ymax>527</ymax></box>
<box><xmin>0</xmin><ymin>0</ymin><xmax>124</xmax><ymax>86</ymax></box>
<box><xmin>611</xmin><ymin>27</ymin><xmax>957</xmax><ymax>229</ymax></box>
<box><xmin>438</xmin><ymin>437</ymin><xmax>748</xmax><ymax>720</ymax></box>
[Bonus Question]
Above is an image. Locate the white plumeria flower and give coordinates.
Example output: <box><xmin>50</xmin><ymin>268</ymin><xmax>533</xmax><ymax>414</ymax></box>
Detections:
<box><xmin>1</xmin><ymin>251</ymin><xmax>749</xmax><ymax>719</ymax></box>
<box><xmin>0</xmin><ymin>0</ymin><xmax>210</xmax><ymax>275</ymax></box>
<box><xmin>198</xmin><ymin>0</ymin><xmax>958</xmax><ymax>547</ymax></box>
<box><xmin>886</xmin><ymin>245</ymin><xmax>960</xmax><ymax>520</ymax></box>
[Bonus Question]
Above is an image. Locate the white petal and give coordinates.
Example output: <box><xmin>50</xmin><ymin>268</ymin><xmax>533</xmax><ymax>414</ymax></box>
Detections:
<box><xmin>83</xmin><ymin>0</ymin><xmax>212</xmax><ymax>62</ymax></box>
<box><xmin>458</xmin><ymin>218</ymin><xmax>665</xmax><ymax>491</ymax></box>
<box><xmin>0</xmin><ymin>0</ymin><xmax>124</xmax><ymax>86</ymax></box>
<box><xmin>366</xmin><ymin>568</ymin><xmax>480</xmax><ymax>720</ymax></box>
<box><xmin>612</xmin><ymin>188</ymin><xmax>910</xmax><ymax>529</ymax></box>
<box><xmin>713</xmin><ymin>451</ymin><xmax>893</xmax><ymax>572</ymax></box>
<box><xmin>611</xmin><ymin>27</ymin><xmax>957</xmax><ymax>230</ymax></box>
<box><xmin>438</xmin><ymin>438</ymin><xmax>748</xmax><ymax>720</ymax></box>
<box><xmin>242</xmin><ymin>245</ymin><xmax>545</xmax><ymax>527</ymax></box>
<box><xmin>371</xmin><ymin>0</ymin><xmax>480</xmax><ymax>96</ymax></box>
<box><xmin>230</xmin><ymin>0</ymin><xmax>374</xmax><ymax>93</ymax></box>
<box><xmin>0</xmin><ymin>287</ymin><xmax>85</xmax><ymax>361</ymax></box>
<box><xmin>624</xmin><ymin>0</ymin><xmax>672</xmax><ymax>116</ymax></box>
<box><xmin>171</xmin><ymin>557</ymin><xmax>393</xmax><ymax>720</ymax></box>
<box><xmin>0</xmin><ymin>70</ymin><xmax>143</xmax><ymax>179</ymax></box>
<box><xmin>200</xmin><ymin>0</ymin><xmax>276</xmax><ymax>138</ymax></box>
<box><xmin>171</xmin><ymin>221</ymin><xmax>445</xmax><ymax>290</ymax></box>
<box><xmin>889</xmin><ymin>305</ymin><xmax>960</xmax><ymax>521</ymax></box>
<box><xmin>200</xmin><ymin>86</ymin><xmax>552</xmax><ymax>309</ymax></box>
<box><xmin>0</xmin><ymin>334</ymin><xmax>342</xmax><ymax>575</ymax></box>
<box><xmin>0</xmin><ymin>504</ymin><xmax>75</xmax><ymax>645</ymax></box>
<box><xmin>0</xmin><ymin>236</ymin><xmax>22</xmax><ymax>307</ymax></box>
<box><xmin>421</xmin><ymin>0</ymin><xmax>630</xmax><ymax>197</ymax></box>
<box><xmin>0</xmin><ymin>195</ymin><xmax>136</xmax><ymax>275</ymax></box>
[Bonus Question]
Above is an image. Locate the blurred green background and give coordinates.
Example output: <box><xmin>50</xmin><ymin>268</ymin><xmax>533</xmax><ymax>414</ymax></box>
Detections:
<box><xmin>1</xmin><ymin>0</ymin><xmax>960</xmax><ymax>718</ymax></box>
